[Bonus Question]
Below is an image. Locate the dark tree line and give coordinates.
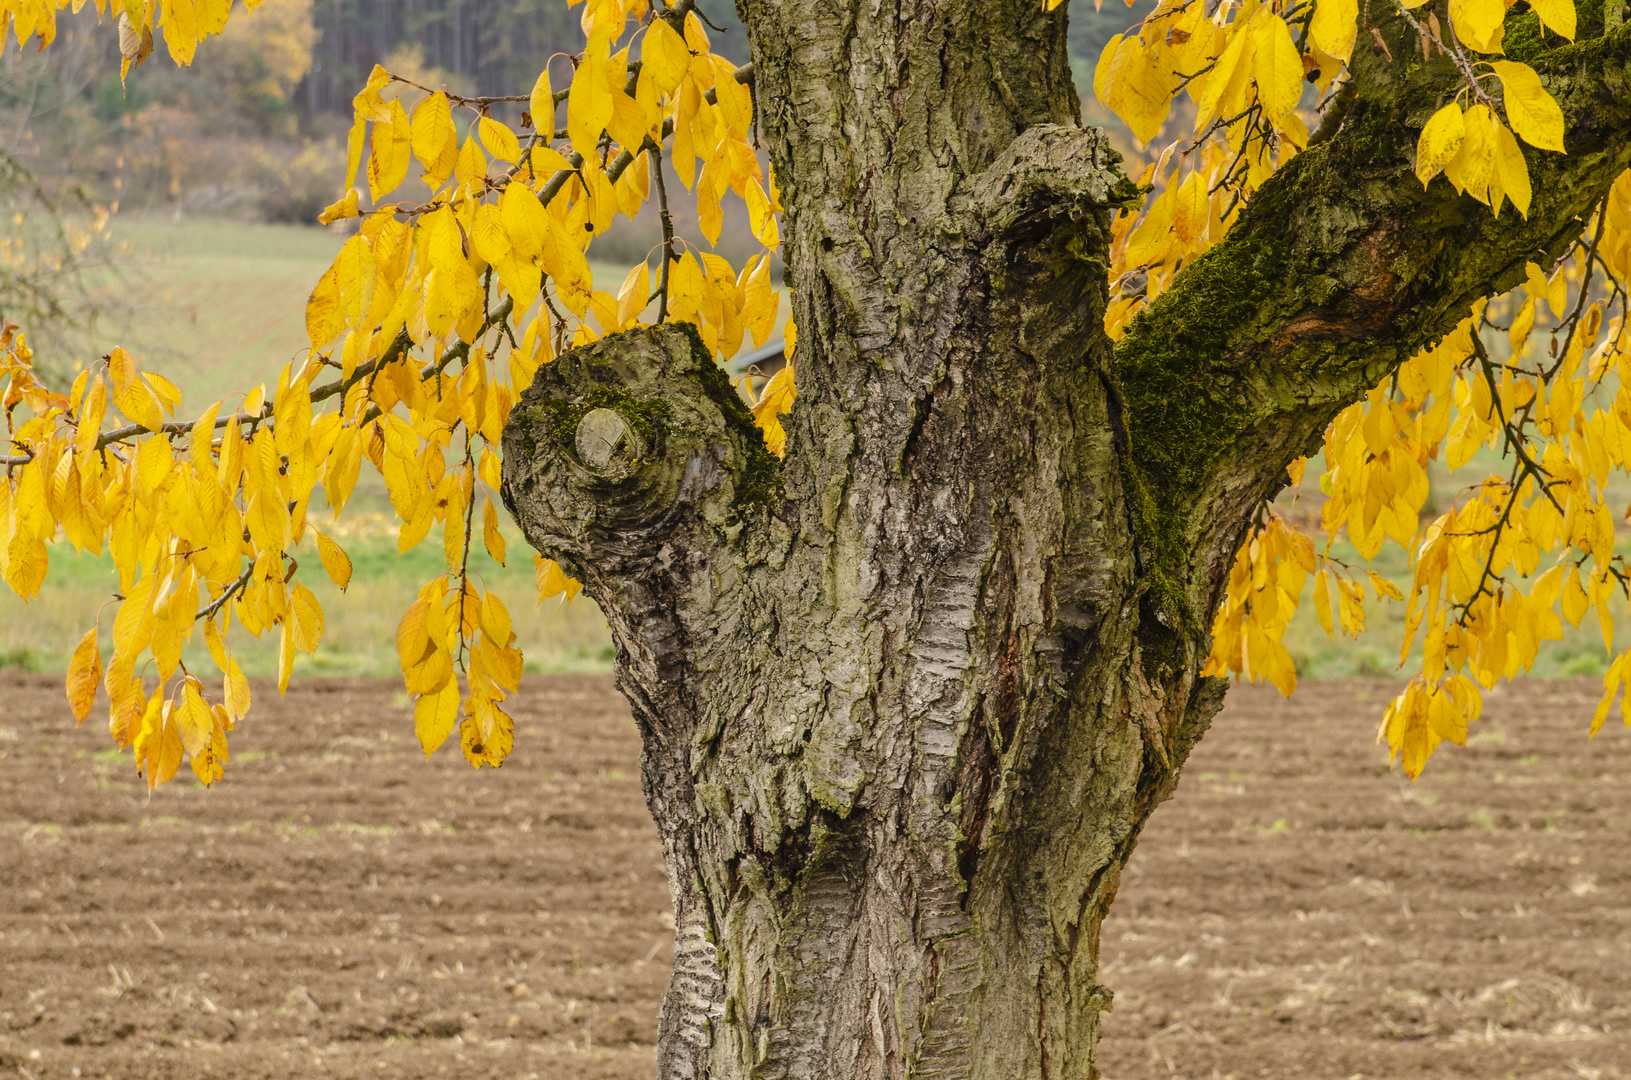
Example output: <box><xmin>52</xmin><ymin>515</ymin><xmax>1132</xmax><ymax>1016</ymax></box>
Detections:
<box><xmin>295</xmin><ymin>0</ymin><xmax>746</xmax><ymax>114</ymax></box>
<box><xmin>291</xmin><ymin>0</ymin><xmax>1133</xmax><ymax>117</ymax></box>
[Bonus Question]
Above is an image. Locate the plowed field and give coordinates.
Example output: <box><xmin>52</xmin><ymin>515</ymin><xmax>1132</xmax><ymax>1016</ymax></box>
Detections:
<box><xmin>3</xmin><ymin>673</ymin><xmax>1628</xmax><ymax>1079</ymax></box>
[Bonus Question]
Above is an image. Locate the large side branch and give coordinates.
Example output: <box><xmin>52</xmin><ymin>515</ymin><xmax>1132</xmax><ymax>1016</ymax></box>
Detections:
<box><xmin>1110</xmin><ymin>18</ymin><xmax>1631</xmax><ymax>615</ymax></box>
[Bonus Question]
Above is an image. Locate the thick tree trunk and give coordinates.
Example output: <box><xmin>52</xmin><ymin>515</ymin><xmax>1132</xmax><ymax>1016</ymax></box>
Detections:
<box><xmin>500</xmin><ymin>5</ymin><xmax>1631</xmax><ymax>1077</ymax></box>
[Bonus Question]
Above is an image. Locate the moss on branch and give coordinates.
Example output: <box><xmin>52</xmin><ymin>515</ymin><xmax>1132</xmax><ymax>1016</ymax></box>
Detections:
<box><xmin>1109</xmin><ymin>18</ymin><xmax>1631</xmax><ymax>613</ymax></box>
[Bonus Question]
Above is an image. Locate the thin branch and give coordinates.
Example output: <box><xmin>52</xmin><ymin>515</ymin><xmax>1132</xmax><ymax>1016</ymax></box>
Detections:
<box><xmin>385</xmin><ymin>71</ymin><xmax>572</xmax><ymax>110</ymax></box>
<box><xmin>1394</xmin><ymin>1</ymin><xmax>1494</xmax><ymax>109</ymax></box>
<box><xmin>1546</xmin><ymin>204</ymin><xmax>1610</xmax><ymax>382</ymax></box>
<box><xmin>196</xmin><ymin>565</ymin><xmax>253</xmax><ymax>623</ymax></box>
<box><xmin>650</xmin><ymin>144</ymin><xmax>676</xmax><ymax>323</ymax></box>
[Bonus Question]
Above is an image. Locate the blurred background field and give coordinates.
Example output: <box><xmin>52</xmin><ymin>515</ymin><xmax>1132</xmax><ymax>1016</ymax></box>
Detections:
<box><xmin>4</xmin><ymin>0</ymin><xmax>1629</xmax><ymax>690</ymax></box>
<box><xmin>1</xmin><ymin>215</ymin><xmax>620</xmax><ymax>678</ymax></box>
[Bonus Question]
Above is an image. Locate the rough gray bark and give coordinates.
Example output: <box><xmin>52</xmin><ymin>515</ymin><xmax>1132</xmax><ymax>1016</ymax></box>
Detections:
<box><xmin>500</xmin><ymin>5</ymin><xmax>1631</xmax><ymax>1078</ymax></box>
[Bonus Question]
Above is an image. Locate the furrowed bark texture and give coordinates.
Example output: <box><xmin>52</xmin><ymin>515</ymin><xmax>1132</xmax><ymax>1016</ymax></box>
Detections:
<box><xmin>500</xmin><ymin>6</ymin><xmax>1631</xmax><ymax>1078</ymax></box>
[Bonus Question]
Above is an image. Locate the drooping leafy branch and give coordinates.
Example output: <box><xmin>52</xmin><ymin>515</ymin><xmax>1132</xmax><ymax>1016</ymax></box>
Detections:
<box><xmin>1</xmin><ymin>0</ymin><xmax>1628</xmax><ymax>793</ymax></box>
<box><xmin>1087</xmin><ymin>0</ymin><xmax>1631</xmax><ymax>776</ymax></box>
<box><xmin>1</xmin><ymin>0</ymin><xmax>787</xmax><ymax>793</ymax></box>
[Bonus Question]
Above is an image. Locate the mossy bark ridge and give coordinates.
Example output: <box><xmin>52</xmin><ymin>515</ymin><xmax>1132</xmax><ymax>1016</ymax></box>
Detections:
<box><xmin>501</xmin><ymin>4</ymin><xmax>1631</xmax><ymax>1077</ymax></box>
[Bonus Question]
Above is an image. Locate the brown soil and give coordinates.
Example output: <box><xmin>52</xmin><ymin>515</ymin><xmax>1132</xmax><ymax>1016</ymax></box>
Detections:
<box><xmin>1</xmin><ymin>674</ymin><xmax>1628</xmax><ymax>1079</ymax></box>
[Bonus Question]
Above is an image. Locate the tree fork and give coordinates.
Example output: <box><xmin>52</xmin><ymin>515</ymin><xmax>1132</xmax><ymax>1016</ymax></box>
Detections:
<box><xmin>501</xmin><ymin>96</ymin><xmax>1205</xmax><ymax>1080</ymax></box>
<box><xmin>1112</xmin><ymin>18</ymin><xmax>1631</xmax><ymax>620</ymax></box>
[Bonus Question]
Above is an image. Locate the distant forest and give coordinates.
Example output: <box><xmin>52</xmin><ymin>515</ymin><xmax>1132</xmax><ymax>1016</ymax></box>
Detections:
<box><xmin>290</xmin><ymin>0</ymin><xmax>1141</xmax><ymax>116</ymax></box>
<box><xmin>295</xmin><ymin>0</ymin><xmax>748</xmax><ymax>114</ymax></box>
<box><xmin>0</xmin><ymin>0</ymin><xmax>1146</xmax><ymax>230</ymax></box>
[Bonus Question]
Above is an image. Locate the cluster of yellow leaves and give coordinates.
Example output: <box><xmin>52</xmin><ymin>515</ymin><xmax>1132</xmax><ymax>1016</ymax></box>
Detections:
<box><xmin>0</xmin><ymin>330</ymin><xmax>288</xmax><ymax>793</ymax></box>
<box><xmin>1105</xmin><ymin>141</ymin><xmax>1245</xmax><ymax>337</ymax></box>
<box><xmin>1377</xmin><ymin>673</ymin><xmax>1484</xmax><ymax>778</ymax></box>
<box><xmin>1414</xmin><ymin>62</ymin><xmax>1565</xmax><ymax>219</ymax></box>
<box><xmin>1096</xmin><ymin>0</ymin><xmax>1341</xmax><ymax>147</ymax></box>
<box><xmin>1210</xmin><ymin>168</ymin><xmax>1631</xmax><ymax>778</ymax></box>
<box><xmin>1096</xmin><ymin>0</ymin><xmax>1357</xmax><ymax>335</ymax></box>
<box><xmin>1</xmin><ymin>0</ymin><xmax>272</xmax><ymax>79</ymax></box>
<box><xmin>1098</xmin><ymin>0</ymin><xmax>1575</xmax><ymax>334</ymax></box>
<box><xmin>3</xmin><ymin>0</ymin><xmax>787</xmax><ymax>794</ymax></box>
<box><xmin>1088</xmin><ymin>0</ymin><xmax>1612</xmax><ymax>778</ymax></box>
<box><xmin>396</xmin><ymin>576</ymin><xmax>523</xmax><ymax>766</ymax></box>
<box><xmin>1203</xmin><ymin>510</ymin><xmax>1316</xmax><ymax>695</ymax></box>
<box><xmin>745</xmin><ymin>320</ymin><xmax>798</xmax><ymax>457</ymax></box>
<box><xmin>1409</xmin><ymin>0</ymin><xmax>1572</xmax><ymax>220</ymax></box>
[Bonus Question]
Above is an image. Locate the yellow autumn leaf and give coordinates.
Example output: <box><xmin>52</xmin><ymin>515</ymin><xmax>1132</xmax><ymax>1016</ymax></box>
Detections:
<box><xmin>1192</xmin><ymin>22</ymin><xmax>1250</xmax><ymax>133</ymax></box>
<box><xmin>1308</xmin><ymin>0</ymin><xmax>1358</xmax><ymax>62</ymax></box>
<box><xmin>368</xmin><ymin>98</ymin><xmax>413</xmax><ymax>200</ymax></box>
<box><xmin>616</xmin><ymin>262</ymin><xmax>649</xmax><ymax>328</ymax></box>
<box><xmin>278</xmin><ymin>620</ymin><xmax>296</xmax><ymax>696</ymax></box>
<box><xmin>1443</xmin><ymin>103</ymin><xmax>1495</xmax><ymax>202</ymax></box>
<box><xmin>1366</xmin><ymin>569</ymin><xmax>1403</xmax><ymax>601</ymax></box>
<box><xmin>1510</xmin><ymin>295</ymin><xmax>1536</xmax><ymax>352</ymax></box>
<box><xmin>177</xmin><ymin>678</ymin><xmax>215</xmax><ymax>759</ymax></box>
<box><xmin>534</xmin><ymin>556</ymin><xmax>580</xmax><ymax>602</ymax></box>
<box><xmin>1490</xmin><ymin>119</ymin><xmax>1533</xmax><ymax>218</ymax></box>
<box><xmin>138</xmin><ymin>698</ymin><xmax>183</xmax><ymax>794</ymax></box>
<box><xmin>306</xmin><ymin>264</ymin><xmax>344</xmax><ymax>349</ymax></box>
<box><xmin>501</xmin><ymin>180</ymin><xmax>550</xmax><ymax>259</ymax></box>
<box><xmin>1528</xmin><ymin>0</ymin><xmax>1576</xmax><ymax>40</ymax></box>
<box><xmin>135</xmin><ymin>435</ymin><xmax>172</xmax><ymax>498</ymax></box>
<box><xmin>1250</xmin><ymin>14</ymin><xmax>1304</xmax><ymax>123</ymax></box>
<box><xmin>346</xmin><ymin>115</ymin><xmax>367</xmax><ymax>193</ymax></box>
<box><xmin>642</xmin><ymin>16</ymin><xmax>691</xmax><ymax>95</ymax></box>
<box><xmin>1122</xmin><ymin>183</ymin><xmax>1175</xmax><ymax>268</ymax></box>
<box><xmin>315</xmin><ymin>531</ymin><xmax>353</xmax><ymax>590</ymax></box>
<box><xmin>1415</xmin><ymin>102</ymin><xmax>1466</xmax><ymax>188</ymax></box>
<box><xmin>396</xmin><ymin>596</ymin><xmax>433</xmax><ymax>664</ymax></box>
<box><xmin>190</xmin><ymin>716</ymin><xmax>228</xmax><ymax>786</ymax></box>
<box><xmin>76</xmin><ymin>373</ymin><xmax>106</xmax><ymax>458</ymax></box>
<box><xmin>711</xmin><ymin>55</ymin><xmax>754</xmax><ymax>136</ymax></box>
<box><xmin>412</xmin><ymin>90</ymin><xmax>453</xmax><ymax>169</ymax></box>
<box><xmin>1170</xmin><ymin>170</ymin><xmax>1210</xmax><ymax>245</ymax></box>
<box><xmin>461</xmin><ymin>698</ymin><xmax>514</xmax><ymax>768</ymax></box>
<box><xmin>144</xmin><ymin>372</ymin><xmax>182</xmax><ymax>415</ymax></box>
<box><xmin>479</xmin><ymin>116</ymin><xmax>522</xmax><ymax>163</ymax></box>
<box><xmin>65</xmin><ymin>627</ymin><xmax>102</xmax><ymax>724</ymax></box>
<box><xmin>1312</xmin><ymin>569</ymin><xmax>1334</xmax><ymax>636</ymax></box>
<box><xmin>1428</xmin><ymin>686</ymin><xmax>1468</xmax><ymax>745</ymax></box>
<box><xmin>568</xmin><ymin>36</ymin><xmax>615</xmax><ymax>154</ymax></box>
<box><xmin>482</xmin><ymin>496</ymin><xmax>507</xmax><ymax>566</ymax></box>
<box><xmin>1489</xmin><ymin>61</ymin><xmax>1566</xmax><ymax>153</ymax></box>
<box><xmin>405</xmin><ymin>644</ymin><xmax>455</xmax><ymax>695</ymax></box>
<box><xmin>415</xmin><ymin>680</ymin><xmax>461</xmax><ymax>757</ymax></box>
<box><xmin>318</xmin><ymin>188</ymin><xmax>361</xmax><ymax>225</ymax></box>
<box><xmin>1094</xmin><ymin>32</ymin><xmax>1124</xmax><ymax>111</ymax></box>
<box><xmin>334</xmin><ymin>235</ymin><xmax>377</xmax><ymax>334</ymax></box>
<box><xmin>525</xmin><ymin>145</ymin><xmax>574</xmax><ymax>176</ymax></box>
<box><xmin>528</xmin><ymin>70</ymin><xmax>554</xmax><ymax>133</ymax></box>
<box><xmin>1449</xmin><ymin>0</ymin><xmax>1506</xmax><ymax>51</ymax></box>
<box><xmin>224</xmin><ymin>655</ymin><xmax>251</xmax><ymax>723</ymax></box>
<box><xmin>1100</xmin><ymin>33</ymin><xmax>1177</xmax><ymax>144</ymax></box>
<box><xmin>479</xmin><ymin>589</ymin><xmax>513</xmax><ymax>648</ymax></box>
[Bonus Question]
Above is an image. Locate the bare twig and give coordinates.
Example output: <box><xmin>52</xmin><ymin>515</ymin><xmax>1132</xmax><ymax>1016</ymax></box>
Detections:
<box><xmin>650</xmin><ymin>143</ymin><xmax>676</xmax><ymax>322</ymax></box>
<box><xmin>197</xmin><ymin>565</ymin><xmax>254</xmax><ymax>623</ymax></box>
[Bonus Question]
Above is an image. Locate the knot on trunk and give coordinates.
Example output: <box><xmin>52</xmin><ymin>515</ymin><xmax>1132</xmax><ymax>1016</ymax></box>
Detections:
<box><xmin>955</xmin><ymin>124</ymin><xmax>1142</xmax><ymax>243</ymax></box>
<box><xmin>499</xmin><ymin>322</ymin><xmax>780</xmax><ymax>577</ymax></box>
